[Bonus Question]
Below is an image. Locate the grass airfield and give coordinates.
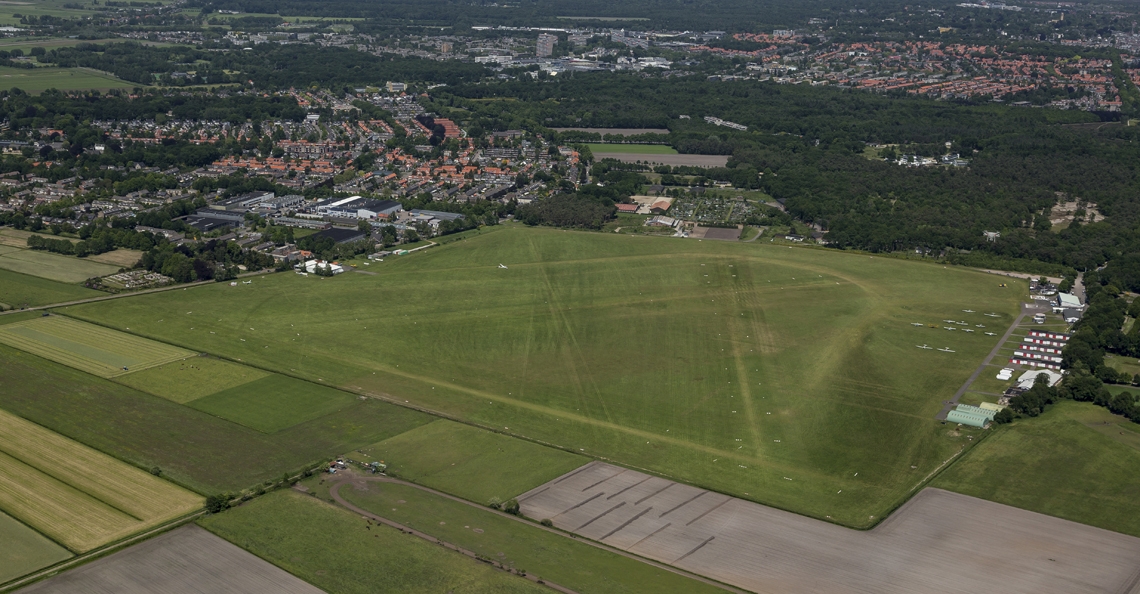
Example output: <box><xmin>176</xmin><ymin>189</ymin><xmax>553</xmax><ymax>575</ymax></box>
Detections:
<box><xmin>62</xmin><ymin>226</ymin><xmax>1022</xmax><ymax>526</ymax></box>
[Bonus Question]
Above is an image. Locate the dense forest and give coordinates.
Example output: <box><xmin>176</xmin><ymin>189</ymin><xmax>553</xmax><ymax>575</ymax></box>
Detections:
<box><xmin>432</xmin><ymin>76</ymin><xmax>1140</xmax><ymax>278</ymax></box>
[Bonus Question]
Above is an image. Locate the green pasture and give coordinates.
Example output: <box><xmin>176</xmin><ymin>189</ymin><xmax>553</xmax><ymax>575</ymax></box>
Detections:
<box><xmin>0</xmin><ymin>66</ymin><xmax>134</xmax><ymax>93</ymax></box>
<box><xmin>586</xmin><ymin>143</ymin><xmax>678</xmax><ymax>154</ymax></box>
<box><xmin>322</xmin><ymin>480</ymin><xmax>724</xmax><ymax>594</ymax></box>
<box><xmin>353</xmin><ymin>420</ymin><xmax>586</xmax><ymax>504</ymax></box>
<box><xmin>197</xmin><ymin>490</ymin><xmax>546</xmax><ymax>594</ymax></box>
<box><xmin>0</xmin><ymin>344</ymin><xmax>432</xmax><ymax>493</ymax></box>
<box><xmin>188</xmin><ymin>374</ymin><xmax>359</xmax><ymax>433</ymax></box>
<box><xmin>115</xmin><ymin>357</ymin><xmax>269</xmax><ymax>404</ymax></box>
<box><xmin>0</xmin><ymin>268</ymin><xmax>100</xmax><ymax>309</ymax></box>
<box><xmin>0</xmin><ymin>316</ymin><xmax>192</xmax><ymax>378</ymax></box>
<box><xmin>63</xmin><ymin>226</ymin><xmax>1024</xmax><ymax>527</ymax></box>
<box><xmin>0</xmin><ymin>509</ymin><xmax>71</xmax><ymax>585</ymax></box>
<box><xmin>0</xmin><ymin>247</ymin><xmax>120</xmax><ymax>283</ymax></box>
<box><xmin>934</xmin><ymin>400</ymin><xmax>1140</xmax><ymax>538</ymax></box>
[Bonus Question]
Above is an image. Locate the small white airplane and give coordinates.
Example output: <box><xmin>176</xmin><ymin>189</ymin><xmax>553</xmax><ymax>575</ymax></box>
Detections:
<box><xmin>984</xmin><ymin>313</ymin><xmax>1000</xmax><ymax>317</ymax></box>
<box><xmin>985</xmin><ymin>332</ymin><xmax>997</xmax><ymax>336</ymax></box>
<box><xmin>938</xmin><ymin>347</ymin><xmax>956</xmax><ymax>353</ymax></box>
<box><xmin>498</xmin><ymin>264</ymin><xmax>508</xmax><ymax>269</ymax></box>
<box><xmin>911</xmin><ymin>322</ymin><xmax>925</xmax><ymax>326</ymax></box>
<box><xmin>955</xmin><ymin>321</ymin><xmax>968</xmax><ymax>325</ymax></box>
<box><xmin>242</xmin><ymin>280</ymin><xmax>252</xmax><ymax>285</ymax></box>
<box><xmin>943</xmin><ymin>319</ymin><xmax>957</xmax><ymax>323</ymax></box>
<box><xmin>963</xmin><ymin>329</ymin><xmax>975</xmax><ymax>333</ymax></box>
<box><xmin>944</xmin><ymin>327</ymin><xmax>957</xmax><ymax>331</ymax></box>
<box><xmin>916</xmin><ymin>344</ymin><xmax>933</xmax><ymax>349</ymax></box>
<box><xmin>976</xmin><ymin>324</ymin><xmax>985</xmax><ymax>328</ymax></box>
<box><xmin>963</xmin><ymin>309</ymin><xmax>975</xmax><ymax>313</ymax></box>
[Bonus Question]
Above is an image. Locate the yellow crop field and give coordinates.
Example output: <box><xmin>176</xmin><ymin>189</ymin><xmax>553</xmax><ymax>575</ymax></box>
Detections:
<box><xmin>0</xmin><ymin>410</ymin><xmax>203</xmax><ymax>553</ymax></box>
<box><xmin>0</xmin><ymin>316</ymin><xmax>193</xmax><ymax>378</ymax></box>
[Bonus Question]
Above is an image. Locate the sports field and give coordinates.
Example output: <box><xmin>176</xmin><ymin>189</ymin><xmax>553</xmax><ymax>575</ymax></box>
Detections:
<box><xmin>0</xmin><ymin>269</ymin><xmax>100</xmax><ymax>309</ymax></box>
<box><xmin>0</xmin><ymin>408</ymin><xmax>202</xmax><ymax>553</ymax></box>
<box><xmin>934</xmin><ymin>400</ymin><xmax>1140</xmax><ymax>538</ymax></box>
<box><xmin>0</xmin><ymin>66</ymin><xmax>134</xmax><ymax>93</ymax></box>
<box><xmin>0</xmin><ymin>510</ymin><xmax>71</xmax><ymax>584</ymax></box>
<box><xmin>197</xmin><ymin>490</ymin><xmax>547</xmax><ymax>594</ymax></box>
<box><xmin>354</xmin><ymin>419</ymin><xmax>587</xmax><ymax>503</ymax></box>
<box><xmin>63</xmin><ymin>227</ymin><xmax>1024</xmax><ymax>526</ymax></box>
<box><xmin>188</xmin><ymin>374</ymin><xmax>359</xmax><ymax>433</ymax></box>
<box><xmin>0</xmin><ymin>343</ymin><xmax>433</xmax><ymax>493</ymax></box>
<box><xmin>0</xmin><ymin>246</ymin><xmax>120</xmax><ymax>282</ymax></box>
<box><xmin>0</xmin><ymin>316</ymin><xmax>193</xmax><ymax>378</ymax></box>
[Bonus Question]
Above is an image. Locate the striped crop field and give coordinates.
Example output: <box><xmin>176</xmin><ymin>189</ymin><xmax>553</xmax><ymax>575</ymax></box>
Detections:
<box><xmin>0</xmin><ymin>316</ymin><xmax>193</xmax><ymax>378</ymax></box>
<box><xmin>0</xmin><ymin>409</ymin><xmax>203</xmax><ymax>553</ymax></box>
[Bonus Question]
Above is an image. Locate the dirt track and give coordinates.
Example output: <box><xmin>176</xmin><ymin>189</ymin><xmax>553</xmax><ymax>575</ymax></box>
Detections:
<box><xmin>16</xmin><ymin>525</ymin><xmax>323</xmax><ymax>594</ymax></box>
<box><xmin>519</xmin><ymin>461</ymin><xmax>1140</xmax><ymax>594</ymax></box>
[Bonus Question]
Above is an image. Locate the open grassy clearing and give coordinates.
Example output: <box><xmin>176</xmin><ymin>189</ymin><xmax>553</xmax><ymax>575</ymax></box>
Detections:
<box><xmin>934</xmin><ymin>400</ymin><xmax>1140</xmax><ymax>538</ymax></box>
<box><xmin>0</xmin><ymin>316</ymin><xmax>193</xmax><ymax>378</ymax></box>
<box><xmin>0</xmin><ymin>343</ymin><xmax>432</xmax><ymax>493</ymax></box>
<box><xmin>0</xmin><ymin>269</ymin><xmax>100</xmax><ymax>309</ymax></box>
<box><xmin>114</xmin><ymin>356</ymin><xmax>269</xmax><ymax>404</ymax></box>
<box><xmin>0</xmin><ymin>246</ymin><xmax>120</xmax><ymax>282</ymax></box>
<box><xmin>198</xmin><ymin>490</ymin><xmax>547</xmax><ymax>594</ymax></box>
<box><xmin>0</xmin><ymin>408</ymin><xmax>201</xmax><ymax>553</ymax></box>
<box><xmin>0</xmin><ymin>510</ymin><xmax>71</xmax><ymax>585</ymax></box>
<box><xmin>1105</xmin><ymin>353</ymin><xmax>1140</xmax><ymax>379</ymax></box>
<box><xmin>586</xmin><ymin>143</ymin><xmax>678</xmax><ymax>154</ymax></box>
<box><xmin>318</xmin><ymin>479</ymin><xmax>726</xmax><ymax>594</ymax></box>
<box><xmin>188</xmin><ymin>374</ymin><xmax>360</xmax><ymax>433</ymax></box>
<box><xmin>65</xmin><ymin>226</ymin><xmax>1024</xmax><ymax>527</ymax></box>
<box><xmin>0</xmin><ymin>66</ymin><xmax>135</xmax><ymax>93</ymax></box>
<box><xmin>353</xmin><ymin>420</ymin><xmax>586</xmax><ymax>504</ymax></box>
<box><xmin>0</xmin><ymin>228</ymin><xmax>77</xmax><ymax>248</ymax></box>
<box><xmin>85</xmin><ymin>248</ymin><xmax>143</xmax><ymax>268</ymax></box>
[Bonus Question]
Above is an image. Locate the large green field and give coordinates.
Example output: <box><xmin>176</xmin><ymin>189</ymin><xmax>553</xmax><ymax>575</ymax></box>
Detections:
<box><xmin>188</xmin><ymin>374</ymin><xmax>360</xmax><ymax>433</ymax></box>
<box><xmin>0</xmin><ymin>510</ymin><xmax>71</xmax><ymax>584</ymax></box>
<box><xmin>63</xmin><ymin>226</ymin><xmax>1023</xmax><ymax>526</ymax></box>
<box><xmin>321</xmin><ymin>480</ymin><xmax>725</xmax><ymax>594</ymax></box>
<box><xmin>0</xmin><ymin>343</ymin><xmax>432</xmax><ymax>493</ymax></box>
<box><xmin>586</xmin><ymin>143</ymin><xmax>678</xmax><ymax>154</ymax></box>
<box><xmin>0</xmin><ymin>246</ymin><xmax>120</xmax><ymax>282</ymax></box>
<box><xmin>934</xmin><ymin>400</ymin><xmax>1140</xmax><ymax>538</ymax></box>
<box><xmin>0</xmin><ymin>66</ymin><xmax>135</xmax><ymax>93</ymax></box>
<box><xmin>0</xmin><ymin>269</ymin><xmax>101</xmax><ymax>309</ymax></box>
<box><xmin>353</xmin><ymin>419</ymin><xmax>587</xmax><ymax>504</ymax></box>
<box><xmin>197</xmin><ymin>490</ymin><xmax>546</xmax><ymax>594</ymax></box>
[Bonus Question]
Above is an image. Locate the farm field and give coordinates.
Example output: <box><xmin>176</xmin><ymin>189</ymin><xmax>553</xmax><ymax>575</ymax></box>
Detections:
<box><xmin>115</xmin><ymin>357</ymin><xmax>269</xmax><ymax>404</ymax></box>
<box><xmin>0</xmin><ymin>343</ymin><xmax>432</xmax><ymax>494</ymax></box>
<box><xmin>0</xmin><ymin>408</ymin><xmax>202</xmax><ymax>553</ymax></box>
<box><xmin>63</xmin><ymin>226</ymin><xmax>1025</xmax><ymax>527</ymax></box>
<box><xmin>319</xmin><ymin>479</ymin><xmax>725</xmax><ymax>594</ymax></box>
<box><xmin>934</xmin><ymin>400</ymin><xmax>1140</xmax><ymax>538</ymax></box>
<box><xmin>16</xmin><ymin>525</ymin><xmax>322</xmax><ymax>594</ymax></box>
<box><xmin>197</xmin><ymin>490</ymin><xmax>548</xmax><ymax>594</ymax></box>
<box><xmin>352</xmin><ymin>419</ymin><xmax>587</xmax><ymax>504</ymax></box>
<box><xmin>0</xmin><ymin>228</ymin><xmax>77</xmax><ymax>248</ymax></box>
<box><xmin>585</xmin><ymin>143</ymin><xmax>678</xmax><ymax>154</ymax></box>
<box><xmin>0</xmin><ymin>246</ymin><xmax>120</xmax><ymax>282</ymax></box>
<box><xmin>0</xmin><ymin>269</ymin><xmax>100</xmax><ymax>309</ymax></box>
<box><xmin>86</xmin><ymin>248</ymin><xmax>143</xmax><ymax>268</ymax></box>
<box><xmin>0</xmin><ymin>510</ymin><xmax>71</xmax><ymax>585</ymax></box>
<box><xmin>0</xmin><ymin>315</ymin><xmax>193</xmax><ymax>378</ymax></box>
<box><xmin>188</xmin><ymin>374</ymin><xmax>359</xmax><ymax>433</ymax></box>
<box><xmin>0</xmin><ymin>66</ymin><xmax>135</xmax><ymax>93</ymax></box>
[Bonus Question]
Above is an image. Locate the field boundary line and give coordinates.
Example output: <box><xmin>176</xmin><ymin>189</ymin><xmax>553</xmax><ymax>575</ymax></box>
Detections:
<box><xmin>0</xmin><ymin>509</ymin><xmax>205</xmax><ymax>593</ymax></box>
<box><xmin>323</xmin><ymin>473</ymin><xmax>747</xmax><ymax>594</ymax></box>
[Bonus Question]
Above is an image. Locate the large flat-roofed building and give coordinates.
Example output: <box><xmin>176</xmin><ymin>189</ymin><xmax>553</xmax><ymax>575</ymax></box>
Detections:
<box><xmin>310</xmin><ymin>227</ymin><xmax>367</xmax><ymax>244</ymax></box>
<box><xmin>316</xmin><ymin>196</ymin><xmax>402</xmax><ymax>219</ymax></box>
